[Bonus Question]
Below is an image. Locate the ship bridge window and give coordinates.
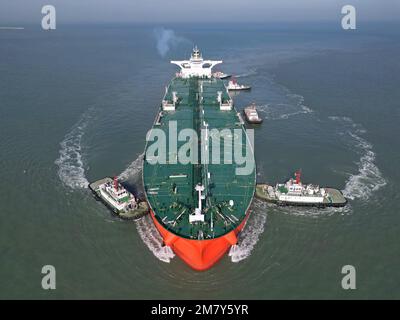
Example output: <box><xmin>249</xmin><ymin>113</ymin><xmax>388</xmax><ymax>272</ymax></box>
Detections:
<box><xmin>202</xmin><ymin>63</ymin><xmax>211</xmax><ymax>68</ymax></box>
<box><xmin>181</xmin><ymin>63</ymin><xmax>190</xmax><ymax>68</ymax></box>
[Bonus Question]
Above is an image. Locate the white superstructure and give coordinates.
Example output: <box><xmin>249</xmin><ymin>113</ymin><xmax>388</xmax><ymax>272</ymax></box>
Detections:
<box><xmin>99</xmin><ymin>178</ymin><xmax>137</xmax><ymax>212</ymax></box>
<box><xmin>244</xmin><ymin>104</ymin><xmax>262</xmax><ymax>123</ymax></box>
<box><xmin>190</xmin><ymin>184</ymin><xmax>205</xmax><ymax>223</ymax></box>
<box><xmin>274</xmin><ymin>171</ymin><xmax>326</xmax><ymax>204</ymax></box>
<box><xmin>226</xmin><ymin>79</ymin><xmax>251</xmax><ymax>91</ymax></box>
<box><xmin>213</xmin><ymin>71</ymin><xmax>231</xmax><ymax>79</ymax></box>
<box><xmin>171</xmin><ymin>46</ymin><xmax>222</xmax><ymax>78</ymax></box>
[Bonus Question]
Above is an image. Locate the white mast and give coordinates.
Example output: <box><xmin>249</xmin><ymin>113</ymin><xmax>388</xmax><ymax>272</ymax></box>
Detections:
<box><xmin>189</xmin><ymin>184</ymin><xmax>205</xmax><ymax>223</ymax></box>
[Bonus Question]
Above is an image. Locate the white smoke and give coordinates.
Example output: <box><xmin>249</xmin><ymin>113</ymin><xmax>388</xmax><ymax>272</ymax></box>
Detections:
<box><xmin>154</xmin><ymin>27</ymin><xmax>187</xmax><ymax>57</ymax></box>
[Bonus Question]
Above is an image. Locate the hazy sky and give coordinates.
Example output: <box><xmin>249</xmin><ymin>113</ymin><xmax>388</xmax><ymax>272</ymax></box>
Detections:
<box><xmin>1</xmin><ymin>0</ymin><xmax>399</xmax><ymax>24</ymax></box>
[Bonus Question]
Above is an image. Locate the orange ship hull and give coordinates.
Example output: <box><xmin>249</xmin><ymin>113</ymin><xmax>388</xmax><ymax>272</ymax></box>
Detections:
<box><xmin>150</xmin><ymin>210</ymin><xmax>250</xmax><ymax>271</ymax></box>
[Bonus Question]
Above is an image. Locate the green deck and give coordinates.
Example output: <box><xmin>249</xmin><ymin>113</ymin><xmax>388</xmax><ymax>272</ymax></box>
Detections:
<box><xmin>143</xmin><ymin>77</ymin><xmax>256</xmax><ymax>240</ymax></box>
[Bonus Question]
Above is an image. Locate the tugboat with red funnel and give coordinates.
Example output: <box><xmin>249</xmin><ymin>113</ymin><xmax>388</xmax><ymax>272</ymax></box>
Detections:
<box><xmin>226</xmin><ymin>77</ymin><xmax>251</xmax><ymax>91</ymax></box>
<box><xmin>255</xmin><ymin>170</ymin><xmax>347</xmax><ymax>207</ymax></box>
<box><xmin>89</xmin><ymin>177</ymin><xmax>149</xmax><ymax>220</ymax></box>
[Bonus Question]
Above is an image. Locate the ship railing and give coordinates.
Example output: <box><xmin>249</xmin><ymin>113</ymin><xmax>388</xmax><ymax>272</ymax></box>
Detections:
<box><xmin>236</xmin><ymin>112</ymin><xmax>245</xmax><ymax>125</ymax></box>
<box><xmin>155</xmin><ymin>111</ymin><xmax>163</xmax><ymax>125</ymax></box>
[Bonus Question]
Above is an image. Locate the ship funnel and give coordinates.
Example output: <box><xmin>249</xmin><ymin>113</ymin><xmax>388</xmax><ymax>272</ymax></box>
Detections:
<box><xmin>295</xmin><ymin>170</ymin><xmax>302</xmax><ymax>184</ymax></box>
<box><xmin>114</xmin><ymin>176</ymin><xmax>118</xmax><ymax>190</ymax></box>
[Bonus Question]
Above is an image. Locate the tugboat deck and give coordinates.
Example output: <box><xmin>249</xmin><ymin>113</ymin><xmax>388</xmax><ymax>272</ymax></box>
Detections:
<box><xmin>89</xmin><ymin>177</ymin><xmax>113</xmax><ymax>192</ymax></box>
<box><xmin>324</xmin><ymin>188</ymin><xmax>347</xmax><ymax>205</ymax></box>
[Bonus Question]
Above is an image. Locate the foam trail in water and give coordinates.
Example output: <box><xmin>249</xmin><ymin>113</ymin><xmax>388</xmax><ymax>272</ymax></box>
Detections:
<box><xmin>229</xmin><ymin>200</ymin><xmax>267</xmax><ymax>263</ymax></box>
<box><xmin>135</xmin><ymin>215</ymin><xmax>175</xmax><ymax>263</ymax></box>
<box><xmin>273</xmin><ymin>202</ymin><xmax>352</xmax><ymax>217</ymax></box>
<box><xmin>119</xmin><ymin>153</ymin><xmax>144</xmax><ymax>181</ymax></box>
<box><xmin>55</xmin><ymin>112</ymin><xmax>92</xmax><ymax>189</ymax></box>
<box><xmin>256</xmin><ymin>93</ymin><xmax>313</xmax><ymax>121</ymax></box>
<box><xmin>329</xmin><ymin>116</ymin><xmax>386</xmax><ymax>200</ymax></box>
<box><xmin>235</xmin><ymin>68</ymin><xmax>257</xmax><ymax>78</ymax></box>
<box><xmin>120</xmin><ymin>153</ymin><xmax>172</xmax><ymax>262</ymax></box>
<box><xmin>257</xmin><ymin>103</ymin><xmax>313</xmax><ymax>120</ymax></box>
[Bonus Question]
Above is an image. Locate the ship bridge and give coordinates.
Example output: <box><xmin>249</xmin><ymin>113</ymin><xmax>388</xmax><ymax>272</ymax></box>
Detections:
<box><xmin>170</xmin><ymin>46</ymin><xmax>222</xmax><ymax>78</ymax></box>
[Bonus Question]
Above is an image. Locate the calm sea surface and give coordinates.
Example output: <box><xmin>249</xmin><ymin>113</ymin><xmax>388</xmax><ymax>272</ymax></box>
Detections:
<box><xmin>0</xmin><ymin>22</ymin><xmax>399</xmax><ymax>299</ymax></box>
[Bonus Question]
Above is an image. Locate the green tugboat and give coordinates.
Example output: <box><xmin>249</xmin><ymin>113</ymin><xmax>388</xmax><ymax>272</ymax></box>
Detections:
<box><xmin>89</xmin><ymin>177</ymin><xmax>149</xmax><ymax>220</ymax></box>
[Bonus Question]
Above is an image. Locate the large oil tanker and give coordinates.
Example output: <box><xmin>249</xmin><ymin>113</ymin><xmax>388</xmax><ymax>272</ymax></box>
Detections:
<box><xmin>143</xmin><ymin>47</ymin><xmax>256</xmax><ymax>270</ymax></box>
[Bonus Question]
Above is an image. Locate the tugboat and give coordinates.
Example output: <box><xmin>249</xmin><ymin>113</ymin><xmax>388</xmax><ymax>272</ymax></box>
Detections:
<box><xmin>256</xmin><ymin>171</ymin><xmax>347</xmax><ymax>207</ymax></box>
<box><xmin>213</xmin><ymin>71</ymin><xmax>231</xmax><ymax>79</ymax></box>
<box><xmin>89</xmin><ymin>177</ymin><xmax>149</xmax><ymax>220</ymax></box>
<box><xmin>226</xmin><ymin>78</ymin><xmax>251</xmax><ymax>91</ymax></box>
<box><xmin>243</xmin><ymin>103</ymin><xmax>263</xmax><ymax>124</ymax></box>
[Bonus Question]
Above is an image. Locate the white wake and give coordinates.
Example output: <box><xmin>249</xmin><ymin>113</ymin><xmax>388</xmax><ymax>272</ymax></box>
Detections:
<box><xmin>329</xmin><ymin>116</ymin><xmax>387</xmax><ymax>200</ymax></box>
<box><xmin>229</xmin><ymin>201</ymin><xmax>267</xmax><ymax>263</ymax></box>
<box><xmin>235</xmin><ymin>68</ymin><xmax>258</xmax><ymax>78</ymax></box>
<box><xmin>135</xmin><ymin>215</ymin><xmax>175</xmax><ymax>263</ymax></box>
<box><xmin>118</xmin><ymin>153</ymin><xmax>144</xmax><ymax>181</ymax></box>
<box><xmin>55</xmin><ymin>113</ymin><xmax>92</xmax><ymax>189</ymax></box>
<box><xmin>256</xmin><ymin>94</ymin><xmax>313</xmax><ymax>121</ymax></box>
<box><xmin>120</xmin><ymin>153</ymin><xmax>174</xmax><ymax>263</ymax></box>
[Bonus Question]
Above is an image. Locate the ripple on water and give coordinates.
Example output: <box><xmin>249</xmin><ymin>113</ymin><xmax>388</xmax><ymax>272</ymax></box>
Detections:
<box><xmin>229</xmin><ymin>199</ymin><xmax>268</xmax><ymax>262</ymax></box>
<box><xmin>55</xmin><ymin>109</ymin><xmax>96</xmax><ymax>190</ymax></box>
<box><xmin>329</xmin><ymin>116</ymin><xmax>387</xmax><ymax>201</ymax></box>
